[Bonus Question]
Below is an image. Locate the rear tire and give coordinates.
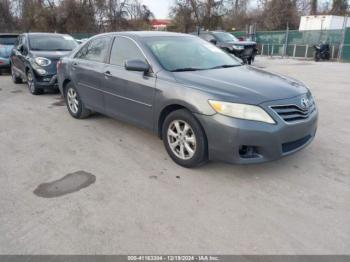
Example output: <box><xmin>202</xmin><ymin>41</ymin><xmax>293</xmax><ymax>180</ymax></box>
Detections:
<box><xmin>162</xmin><ymin>109</ymin><xmax>208</xmax><ymax>168</ymax></box>
<box><xmin>11</xmin><ymin>65</ymin><xmax>22</xmax><ymax>84</ymax></box>
<box><xmin>64</xmin><ymin>82</ymin><xmax>91</xmax><ymax>119</ymax></box>
<box><xmin>26</xmin><ymin>69</ymin><xmax>43</xmax><ymax>95</ymax></box>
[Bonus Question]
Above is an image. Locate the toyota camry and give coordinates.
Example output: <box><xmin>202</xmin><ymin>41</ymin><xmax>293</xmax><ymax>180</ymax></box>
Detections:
<box><xmin>57</xmin><ymin>32</ymin><xmax>318</xmax><ymax>168</ymax></box>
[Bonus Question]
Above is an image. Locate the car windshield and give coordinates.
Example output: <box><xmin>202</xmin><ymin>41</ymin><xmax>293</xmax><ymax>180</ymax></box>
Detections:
<box><xmin>144</xmin><ymin>36</ymin><xmax>242</xmax><ymax>72</ymax></box>
<box><xmin>0</xmin><ymin>36</ymin><xmax>17</xmax><ymax>45</ymax></box>
<box><xmin>29</xmin><ymin>34</ymin><xmax>78</xmax><ymax>51</ymax></box>
<box><xmin>213</xmin><ymin>32</ymin><xmax>239</xmax><ymax>42</ymax></box>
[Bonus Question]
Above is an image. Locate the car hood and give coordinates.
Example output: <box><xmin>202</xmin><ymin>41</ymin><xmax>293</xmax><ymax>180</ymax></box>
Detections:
<box><xmin>0</xmin><ymin>45</ymin><xmax>14</xmax><ymax>58</ymax></box>
<box><xmin>173</xmin><ymin>66</ymin><xmax>308</xmax><ymax>105</ymax></box>
<box><xmin>31</xmin><ymin>50</ymin><xmax>72</xmax><ymax>60</ymax></box>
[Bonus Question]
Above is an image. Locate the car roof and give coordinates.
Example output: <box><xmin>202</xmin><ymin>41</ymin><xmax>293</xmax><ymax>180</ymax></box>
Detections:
<box><xmin>93</xmin><ymin>31</ymin><xmax>192</xmax><ymax>39</ymax></box>
<box><xmin>23</xmin><ymin>32</ymin><xmax>72</xmax><ymax>37</ymax></box>
<box><xmin>0</xmin><ymin>33</ymin><xmax>19</xmax><ymax>37</ymax></box>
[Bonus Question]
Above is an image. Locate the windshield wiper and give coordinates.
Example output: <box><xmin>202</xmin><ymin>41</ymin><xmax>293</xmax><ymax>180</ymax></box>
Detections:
<box><xmin>209</xmin><ymin>64</ymin><xmax>241</xmax><ymax>69</ymax></box>
<box><xmin>170</xmin><ymin>67</ymin><xmax>204</xmax><ymax>72</ymax></box>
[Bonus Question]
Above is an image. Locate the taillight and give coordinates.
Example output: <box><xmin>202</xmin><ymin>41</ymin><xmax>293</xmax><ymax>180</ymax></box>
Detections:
<box><xmin>57</xmin><ymin>60</ymin><xmax>62</xmax><ymax>71</ymax></box>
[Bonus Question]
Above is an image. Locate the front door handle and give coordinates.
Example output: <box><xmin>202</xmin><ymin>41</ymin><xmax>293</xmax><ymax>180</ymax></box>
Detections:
<box><xmin>72</xmin><ymin>62</ymin><xmax>78</xmax><ymax>70</ymax></box>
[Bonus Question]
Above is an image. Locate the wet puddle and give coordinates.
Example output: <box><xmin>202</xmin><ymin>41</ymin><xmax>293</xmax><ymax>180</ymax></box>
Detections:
<box><xmin>11</xmin><ymin>90</ymin><xmax>23</xmax><ymax>93</ymax></box>
<box><xmin>34</xmin><ymin>171</ymin><xmax>96</xmax><ymax>198</ymax></box>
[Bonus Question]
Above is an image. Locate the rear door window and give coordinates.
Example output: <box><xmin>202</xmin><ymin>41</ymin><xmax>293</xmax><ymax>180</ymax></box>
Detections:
<box><xmin>76</xmin><ymin>37</ymin><xmax>111</xmax><ymax>63</ymax></box>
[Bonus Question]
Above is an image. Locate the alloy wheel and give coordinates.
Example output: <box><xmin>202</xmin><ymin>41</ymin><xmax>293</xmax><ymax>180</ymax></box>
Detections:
<box><xmin>11</xmin><ymin>67</ymin><xmax>16</xmax><ymax>81</ymax></box>
<box><xmin>27</xmin><ymin>71</ymin><xmax>35</xmax><ymax>93</ymax></box>
<box><xmin>67</xmin><ymin>88</ymin><xmax>79</xmax><ymax>114</ymax></box>
<box><xmin>167</xmin><ymin>120</ymin><xmax>197</xmax><ymax>160</ymax></box>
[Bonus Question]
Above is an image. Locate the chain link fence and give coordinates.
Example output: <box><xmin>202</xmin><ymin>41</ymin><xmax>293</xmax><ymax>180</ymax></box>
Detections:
<box><xmin>232</xmin><ymin>29</ymin><xmax>350</xmax><ymax>62</ymax></box>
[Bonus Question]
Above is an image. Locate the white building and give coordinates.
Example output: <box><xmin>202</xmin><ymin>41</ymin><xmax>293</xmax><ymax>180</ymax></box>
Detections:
<box><xmin>299</xmin><ymin>15</ymin><xmax>350</xmax><ymax>31</ymax></box>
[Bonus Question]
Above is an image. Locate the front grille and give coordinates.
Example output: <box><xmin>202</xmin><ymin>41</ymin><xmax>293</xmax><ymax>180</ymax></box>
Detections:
<box><xmin>282</xmin><ymin>135</ymin><xmax>311</xmax><ymax>153</ymax></box>
<box><xmin>243</xmin><ymin>47</ymin><xmax>253</xmax><ymax>56</ymax></box>
<box><xmin>271</xmin><ymin>101</ymin><xmax>316</xmax><ymax>123</ymax></box>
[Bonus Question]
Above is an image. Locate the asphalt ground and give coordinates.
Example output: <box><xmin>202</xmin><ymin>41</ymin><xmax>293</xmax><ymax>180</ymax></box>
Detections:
<box><xmin>0</xmin><ymin>57</ymin><xmax>349</xmax><ymax>254</ymax></box>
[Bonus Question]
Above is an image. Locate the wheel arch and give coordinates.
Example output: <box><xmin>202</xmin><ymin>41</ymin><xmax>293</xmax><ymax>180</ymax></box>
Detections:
<box><xmin>62</xmin><ymin>78</ymin><xmax>72</xmax><ymax>96</ymax></box>
<box><xmin>157</xmin><ymin>103</ymin><xmax>207</xmax><ymax>143</ymax></box>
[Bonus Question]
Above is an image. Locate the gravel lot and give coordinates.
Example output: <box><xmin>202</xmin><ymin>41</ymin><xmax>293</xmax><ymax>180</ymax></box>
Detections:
<box><xmin>0</xmin><ymin>57</ymin><xmax>349</xmax><ymax>255</ymax></box>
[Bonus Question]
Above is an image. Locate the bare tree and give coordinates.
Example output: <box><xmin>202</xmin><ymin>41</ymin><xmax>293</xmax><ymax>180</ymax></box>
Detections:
<box><xmin>310</xmin><ymin>0</ymin><xmax>318</xmax><ymax>14</ymax></box>
<box><xmin>0</xmin><ymin>0</ymin><xmax>14</xmax><ymax>32</ymax></box>
<box><xmin>330</xmin><ymin>0</ymin><xmax>349</xmax><ymax>15</ymax></box>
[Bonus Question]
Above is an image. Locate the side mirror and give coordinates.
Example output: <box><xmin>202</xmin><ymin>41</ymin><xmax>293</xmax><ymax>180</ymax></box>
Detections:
<box><xmin>17</xmin><ymin>44</ymin><xmax>24</xmax><ymax>53</ymax></box>
<box><xmin>209</xmin><ymin>39</ymin><xmax>217</xmax><ymax>45</ymax></box>
<box><xmin>125</xmin><ymin>59</ymin><xmax>150</xmax><ymax>73</ymax></box>
<box><xmin>18</xmin><ymin>44</ymin><xmax>27</xmax><ymax>55</ymax></box>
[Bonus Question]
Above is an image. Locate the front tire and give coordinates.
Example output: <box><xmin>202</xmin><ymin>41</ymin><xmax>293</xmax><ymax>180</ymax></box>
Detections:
<box><xmin>162</xmin><ymin>109</ymin><xmax>208</xmax><ymax>168</ymax></box>
<box><xmin>26</xmin><ymin>69</ymin><xmax>43</xmax><ymax>95</ymax></box>
<box><xmin>314</xmin><ymin>52</ymin><xmax>320</xmax><ymax>62</ymax></box>
<box><xmin>11</xmin><ymin>65</ymin><xmax>22</xmax><ymax>84</ymax></box>
<box><xmin>64</xmin><ymin>82</ymin><xmax>91</xmax><ymax>119</ymax></box>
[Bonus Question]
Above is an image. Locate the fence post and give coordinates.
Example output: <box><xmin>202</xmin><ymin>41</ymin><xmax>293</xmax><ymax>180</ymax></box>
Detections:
<box><xmin>283</xmin><ymin>23</ymin><xmax>289</xmax><ymax>58</ymax></box>
<box><xmin>338</xmin><ymin>15</ymin><xmax>349</xmax><ymax>61</ymax></box>
<box><xmin>271</xmin><ymin>45</ymin><xmax>274</xmax><ymax>57</ymax></box>
<box><xmin>293</xmin><ymin>44</ymin><xmax>297</xmax><ymax>57</ymax></box>
<box><xmin>305</xmin><ymin>45</ymin><xmax>309</xmax><ymax>58</ymax></box>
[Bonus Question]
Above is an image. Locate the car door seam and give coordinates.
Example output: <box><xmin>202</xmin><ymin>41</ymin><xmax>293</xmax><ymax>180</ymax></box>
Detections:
<box><xmin>79</xmin><ymin>82</ymin><xmax>152</xmax><ymax>108</ymax></box>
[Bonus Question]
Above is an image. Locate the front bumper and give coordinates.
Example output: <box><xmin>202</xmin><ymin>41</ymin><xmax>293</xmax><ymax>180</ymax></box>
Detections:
<box><xmin>231</xmin><ymin>47</ymin><xmax>257</xmax><ymax>60</ymax></box>
<box><xmin>34</xmin><ymin>72</ymin><xmax>58</xmax><ymax>88</ymax></box>
<box><xmin>195</xmin><ymin>98</ymin><xmax>318</xmax><ymax>164</ymax></box>
<box><xmin>0</xmin><ymin>57</ymin><xmax>10</xmax><ymax>68</ymax></box>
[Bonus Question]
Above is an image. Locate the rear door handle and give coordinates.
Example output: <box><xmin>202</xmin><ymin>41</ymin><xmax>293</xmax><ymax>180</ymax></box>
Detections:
<box><xmin>104</xmin><ymin>71</ymin><xmax>112</xmax><ymax>78</ymax></box>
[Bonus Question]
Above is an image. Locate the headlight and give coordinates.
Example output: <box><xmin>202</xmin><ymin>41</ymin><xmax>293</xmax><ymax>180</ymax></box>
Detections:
<box><xmin>35</xmin><ymin>57</ymin><xmax>51</xmax><ymax>67</ymax></box>
<box><xmin>232</xmin><ymin>45</ymin><xmax>244</xmax><ymax>50</ymax></box>
<box><xmin>208</xmin><ymin>100</ymin><xmax>275</xmax><ymax>124</ymax></box>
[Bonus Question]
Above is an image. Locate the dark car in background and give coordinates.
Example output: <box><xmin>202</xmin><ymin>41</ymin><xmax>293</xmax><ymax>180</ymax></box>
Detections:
<box><xmin>197</xmin><ymin>31</ymin><xmax>257</xmax><ymax>64</ymax></box>
<box><xmin>0</xmin><ymin>33</ymin><xmax>19</xmax><ymax>73</ymax></box>
<box><xmin>10</xmin><ymin>33</ymin><xmax>78</xmax><ymax>95</ymax></box>
<box><xmin>57</xmin><ymin>32</ymin><xmax>317</xmax><ymax>168</ymax></box>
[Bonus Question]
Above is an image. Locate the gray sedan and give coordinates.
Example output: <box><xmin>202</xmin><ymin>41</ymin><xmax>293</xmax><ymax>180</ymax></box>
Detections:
<box><xmin>57</xmin><ymin>31</ymin><xmax>318</xmax><ymax>168</ymax></box>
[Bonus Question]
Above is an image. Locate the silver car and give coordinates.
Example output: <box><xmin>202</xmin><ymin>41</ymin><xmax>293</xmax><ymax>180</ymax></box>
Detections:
<box><xmin>57</xmin><ymin>31</ymin><xmax>318</xmax><ymax>168</ymax></box>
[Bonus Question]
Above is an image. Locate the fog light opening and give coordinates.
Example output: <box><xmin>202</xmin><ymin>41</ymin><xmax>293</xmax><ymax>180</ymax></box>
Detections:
<box><xmin>239</xmin><ymin>145</ymin><xmax>260</xmax><ymax>159</ymax></box>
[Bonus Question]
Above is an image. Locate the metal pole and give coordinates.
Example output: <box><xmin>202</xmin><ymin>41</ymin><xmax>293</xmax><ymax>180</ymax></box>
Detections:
<box><xmin>283</xmin><ymin>22</ymin><xmax>289</xmax><ymax>58</ymax></box>
<box><xmin>332</xmin><ymin>45</ymin><xmax>335</xmax><ymax>59</ymax></box>
<box><xmin>338</xmin><ymin>14</ymin><xmax>349</xmax><ymax>61</ymax></box>
<box><xmin>293</xmin><ymin>44</ymin><xmax>297</xmax><ymax>57</ymax></box>
<box><xmin>271</xmin><ymin>45</ymin><xmax>274</xmax><ymax>57</ymax></box>
<box><xmin>305</xmin><ymin>45</ymin><xmax>309</xmax><ymax>58</ymax></box>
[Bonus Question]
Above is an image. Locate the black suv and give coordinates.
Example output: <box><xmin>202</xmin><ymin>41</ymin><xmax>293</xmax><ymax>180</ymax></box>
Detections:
<box><xmin>10</xmin><ymin>33</ymin><xmax>78</xmax><ymax>95</ymax></box>
<box><xmin>197</xmin><ymin>31</ymin><xmax>257</xmax><ymax>64</ymax></box>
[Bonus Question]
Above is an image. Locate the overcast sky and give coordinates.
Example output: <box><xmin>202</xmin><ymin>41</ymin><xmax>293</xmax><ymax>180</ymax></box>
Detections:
<box><xmin>141</xmin><ymin>0</ymin><xmax>173</xmax><ymax>19</ymax></box>
<box><xmin>141</xmin><ymin>0</ymin><xmax>332</xmax><ymax>20</ymax></box>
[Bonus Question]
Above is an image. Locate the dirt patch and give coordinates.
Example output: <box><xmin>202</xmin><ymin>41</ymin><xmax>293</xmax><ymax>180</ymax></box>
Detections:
<box><xmin>52</xmin><ymin>98</ymin><xmax>65</xmax><ymax>106</ymax></box>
